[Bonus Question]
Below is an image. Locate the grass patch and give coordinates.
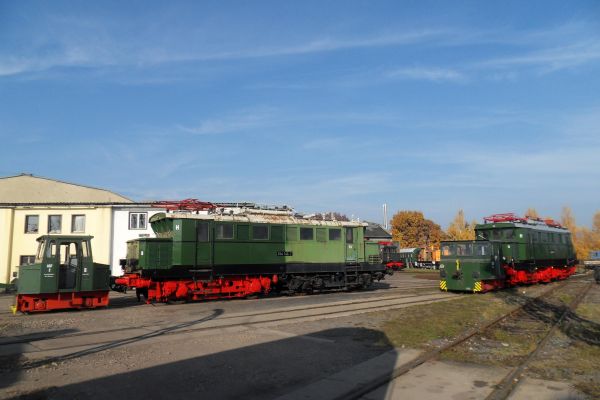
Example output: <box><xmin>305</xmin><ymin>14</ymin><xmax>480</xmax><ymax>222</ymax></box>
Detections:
<box><xmin>575</xmin><ymin>303</ymin><xmax>600</xmax><ymax>324</ymax></box>
<box><xmin>528</xmin><ymin>332</ymin><xmax>600</xmax><ymax>398</ymax></box>
<box><xmin>556</xmin><ymin>293</ymin><xmax>574</xmax><ymax>305</ymax></box>
<box><xmin>381</xmin><ymin>293</ymin><xmax>514</xmax><ymax>349</ymax></box>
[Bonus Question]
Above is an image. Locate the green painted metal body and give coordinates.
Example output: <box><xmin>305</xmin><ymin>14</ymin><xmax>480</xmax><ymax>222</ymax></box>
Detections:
<box><xmin>125</xmin><ymin>213</ymin><xmax>377</xmax><ymax>275</ymax></box>
<box><xmin>17</xmin><ymin>235</ymin><xmax>110</xmax><ymax>295</ymax></box>
<box><xmin>440</xmin><ymin>221</ymin><xmax>576</xmax><ymax>292</ymax></box>
<box><xmin>440</xmin><ymin>241</ymin><xmax>502</xmax><ymax>291</ymax></box>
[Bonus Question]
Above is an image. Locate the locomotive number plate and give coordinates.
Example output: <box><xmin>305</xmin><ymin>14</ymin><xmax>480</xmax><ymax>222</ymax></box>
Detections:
<box><xmin>277</xmin><ymin>251</ymin><xmax>293</xmax><ymax>256</ymax></box>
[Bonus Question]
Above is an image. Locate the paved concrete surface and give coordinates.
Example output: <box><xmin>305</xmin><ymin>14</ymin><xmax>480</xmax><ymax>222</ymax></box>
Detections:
<box><xmin>360</xmin><ymin>360</ymin><xmax>510</xmax><ymax>400</ymax></box>
<box><xmin>508</xmin><ymin>377</ymin><xmax>588</xmax><ymax>400</ymax></box>
<box><xmin>281</xmin><ymin>355</ymin><xmax>589</xmax><ymax>400</ymax></box>
<box><xmin>276</xmin><ymin>349</ymin><xmax>422</xmax><ymax>400</ymax></box>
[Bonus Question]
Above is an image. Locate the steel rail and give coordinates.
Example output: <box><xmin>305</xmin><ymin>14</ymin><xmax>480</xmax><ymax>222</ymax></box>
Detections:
<box><xmin>485</xmin><ymin>279</ymin><xmax>594</xmax><ymax>400</ymax></box>
<box><xmin>12</xmin><ymin>294</ymin><xmax>459</xmax><ymax>371</ymax></box>
<box><xmin>340</xmin><ymin>275</ymin><xmax>589</xmax><ymax>400</ymax></box>
<box><xmin>0</xmin><ymin>292</ymin><xmax>453</xmax><ymax>348</ymax></box>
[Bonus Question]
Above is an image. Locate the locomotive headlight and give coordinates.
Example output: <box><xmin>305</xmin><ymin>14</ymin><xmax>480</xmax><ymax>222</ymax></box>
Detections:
<box><xmin>440</xmin><ymin>264</ymin><xmax>445</xmax><ymax>269</ymax></box>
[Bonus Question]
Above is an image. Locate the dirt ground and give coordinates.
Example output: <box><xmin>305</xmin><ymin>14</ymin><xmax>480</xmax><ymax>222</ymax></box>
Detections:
<box><xmin>1</xmin><ymin>273</ymin><xmax>598</xmax><ymax>399</ymax></box>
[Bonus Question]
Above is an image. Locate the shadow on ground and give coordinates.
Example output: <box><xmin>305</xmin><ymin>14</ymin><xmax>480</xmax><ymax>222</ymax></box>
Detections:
<box><xmin>492</xmin><ymin>284</ymin><xmax>600</xmax><ymax>346</ymax></box>
<box><xmin>5</xmin><ymin>327</ymin><xmax>397</xmax><ymax>400</ymax></box>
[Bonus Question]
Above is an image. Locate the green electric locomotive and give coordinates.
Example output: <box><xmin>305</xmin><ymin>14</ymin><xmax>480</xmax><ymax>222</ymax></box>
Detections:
<box><xmin>439</xmin><ymin>213</ymin><xmax>576</xmax><ymax>292</ymax></box>
<box><xmin>115</xmin><ymin>207</ymin><xmax>387</xmax><ymax>302</ymax></box>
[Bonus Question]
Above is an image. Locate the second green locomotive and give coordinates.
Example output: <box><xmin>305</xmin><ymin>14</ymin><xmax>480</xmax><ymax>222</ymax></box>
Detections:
<box><xmin>440</xmin><ymin>213</ymin><xmax>576</xmax><ymax>292</ymax></box>
<box><xmin>115</xmin><ymin>208</ymin><xmax>387</xmax><ymax>302</ymax></box>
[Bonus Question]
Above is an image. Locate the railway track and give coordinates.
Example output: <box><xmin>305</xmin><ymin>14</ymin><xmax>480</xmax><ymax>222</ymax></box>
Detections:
<box><xmin>1</xmin><ymin>290</ymin><xmax>458</xmax><ymax>369</ymax></box>
<box><xmin>346</xmin><ymin>274</ymin><xmax>594</xmax><ymax>400</ymax></box>
<box><xmin>485</xmin><ymin>279</ymin><xmax>593</xmax><ymax>400</ymax></box>
<box><xmin>0</xmin><ymin>278</ymin><xmax>439</xmax><ymax>316</ymax></box>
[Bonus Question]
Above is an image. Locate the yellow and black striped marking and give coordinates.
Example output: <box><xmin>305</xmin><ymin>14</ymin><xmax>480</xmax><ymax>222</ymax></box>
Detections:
<box><xmin>439</xmin><ymin>280</ymin><xmax>447</xmax><ymax>291</ymax></box>
<box><xmin>473</xmin><ymin>281</ymin><xmax>482</xmax><ymax>292</ymax></box>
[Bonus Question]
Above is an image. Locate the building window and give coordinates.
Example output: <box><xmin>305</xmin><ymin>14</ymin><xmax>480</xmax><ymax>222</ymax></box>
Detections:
<box><xmin>20</xmin><ymin>255</ymin><xmax>35</xmax><ymax>265</ymax></box>
<box><xmin>48</xmin><ymin>215</ymin><xmax>62</xmax><ymax>233</ymax></box>
<box><xmin>25</xmin><ymin>215</ymin><xmax>39</xmax><ymax>233</ymax></box>
<box><xmin>216</xmin><ymin>224</ymin><xmax>234</xmax><ymax>239</ymax></box>
<box><xmin>72</xmin><ymin>215</ymin><xmax>86</xmax><ymax>233</ymax></box>
<box><xmin>252</xmin><ymin>225</ymin><xmax>269</xmax><ymax>240</ymax></box>
<box><xmin>129</xmin><ymin>212</ymin><xmax>148</xmax><ymax>230</ymax></box>
<box><xmin>300</xmin><ymin>227</ymin><xmax>314</xmax><ymax>240</ymax></box>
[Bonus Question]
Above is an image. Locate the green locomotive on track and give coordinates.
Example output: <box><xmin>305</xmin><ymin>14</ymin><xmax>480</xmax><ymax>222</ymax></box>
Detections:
<box><xmin>13</xmin><ymin>235</ymin><xmax>110</xmax><ymax>313</ymax></box>
<box><xmin>115</xmin><ymin>206</ymin><xmax>387</xmax><ymax>302</ymax></box>
<box><xmin>439</xmin><ymin>213</ymin><xmax>577</xmax><ymax>292</ymax></box>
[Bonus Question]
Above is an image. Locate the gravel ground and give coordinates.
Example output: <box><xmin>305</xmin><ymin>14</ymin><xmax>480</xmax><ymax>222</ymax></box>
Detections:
<box><xmin>0</xmin><ymin>273</ymin><xmax>439</xmax><ymax>400</ymax></box>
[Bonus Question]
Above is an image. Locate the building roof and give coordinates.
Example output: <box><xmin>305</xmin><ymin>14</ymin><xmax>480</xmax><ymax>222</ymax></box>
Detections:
<box><xmin>364</xmin><ymin>221</ymin><xmax>392</xmax><ymax>239</ymax></box>
<box><xmin>0</xmin><ymin>174</ymin><xmax>133</xmax><ymax>204</ymax></box>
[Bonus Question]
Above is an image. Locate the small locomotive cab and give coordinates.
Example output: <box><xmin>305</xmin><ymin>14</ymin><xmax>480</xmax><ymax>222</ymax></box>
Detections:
<box><xmin>13</xmin><ymin>235</ymin><xmax>110</xmax><ymax>313</ymax></box>
<box><xmin>439</xmin><ymin>241</ymin><xmax>503</xmax><ymax>292</ymax></box>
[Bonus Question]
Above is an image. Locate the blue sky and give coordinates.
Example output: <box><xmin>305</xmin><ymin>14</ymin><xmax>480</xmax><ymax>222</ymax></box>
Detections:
<box><xmin>1</xmin><ymin>1</ymin><xmax>600</xmax><ymax>227</ymax></box>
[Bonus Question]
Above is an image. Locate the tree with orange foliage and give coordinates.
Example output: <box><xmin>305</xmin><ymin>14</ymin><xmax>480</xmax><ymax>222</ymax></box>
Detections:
<box><xmin>525</xmin><ymin>208</ymin><xmax>539</xmax><ymax>218</ymax></box>
<box><xmin>561</xmin><ymin>206</ymin><xmax>600</xmax><ymax>260</ymax></box>
<box><xmin>446</xmin><ymin>209</ymin><xmax>477</xmax><ymax>240</ymax></box>
<box><xmin>390</xmin><ymin>210</ymin><xmax>442</xmax><ymax>250</ymax></box>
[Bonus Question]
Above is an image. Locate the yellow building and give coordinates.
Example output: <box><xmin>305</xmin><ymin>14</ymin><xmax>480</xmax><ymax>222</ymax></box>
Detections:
<box><xmin>0</xmin><ymin>174</ymin><xmax>133</xmax><ymax>287</ymax></box>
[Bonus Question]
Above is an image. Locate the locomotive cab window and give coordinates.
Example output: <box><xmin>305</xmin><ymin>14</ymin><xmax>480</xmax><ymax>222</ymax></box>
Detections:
<box><xmin>271</xmin><ymin>225</ymin><xmax>284</xmax><ymax>241</ymax></box>
<box><xmin>316</xmin><ymin>228</ymin><xmax>326</xmax><ymax>242</ymax></box>
<box><xmin>287</xmin><ymin>226</ymin><xmax>298</xmax><ymax>241</ymax></box>
<box><xmin>329</xmin><ymin>228</ymin><xmax>341</xmax><ymax>241</ymax></box>
<box><xmin>216</xmin><ymin>224</ymin><xmax>234</xmax><ymax>239</ymax></box>
<box><xmin>504</xmin><ymin>229</ymin><xmax>515</xmax><ymax>239</ymax></box>
<box><xmin>442</xmin><ymin>244</ymin><xmax>454</xmax><ymax>256</ymax></box>
<box><xmin>476</xmin><ymin>243</ymin><xmax>490</xmax><ymax>256</ymax></box>
<box><xmin>456</xmin><ymin>243</ymin><xmax>472</xmax><ymax>256</ymax></box>
<box><xmin>252</xmin><ymin>225</ymin><xmax>269</xmax><ymax>240</ymax></box>
<box><xmin>197</xmin><ymin>222</ymin><xmax>209</xmax><ymax>242</ymax></box>
<box><xmin>300</xmin><ymin>227</ymin><xmax>314</xmax><ymax>240</ymax></box>
<box><xmin>346</xmin><ymin>228</ymin><xmax>354</xmax><ymax>243</ymax></box>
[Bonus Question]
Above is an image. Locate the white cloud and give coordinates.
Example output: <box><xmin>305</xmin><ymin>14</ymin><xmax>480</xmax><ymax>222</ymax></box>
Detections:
<box><xmin>386</xmin><ymin>67</ymin><xmax>467</xmax><ymax>83</ymax></box>
<box><xmin>0</xmin><ymin>28</ymin><xmax>445</xmax><ymax>77</ymax></box>
<box><xmin>176</xmin><ymin>108</ymin><xmax>277</xmax><ymax>135</ymax></box>
<box><xmin>475</xmin><ymin>41</ymin><xmax>600</xmax><ymax>72</ymax></box>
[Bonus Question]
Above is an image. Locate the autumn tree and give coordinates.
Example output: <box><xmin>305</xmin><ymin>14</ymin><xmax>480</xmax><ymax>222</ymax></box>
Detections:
<box><xmin>560</xmin><ymin>206</ymin><xmax>600</xmax><ymax>259</ymax></box>
<box><xmin>390</xmin><ymin>211</ymin><xmax>442</xmax><ymax>250</ymax></box>
<box><xmin>446</xmin><ymin>209</ymin><xmax>477</xmax><ymax>240</ymax></box>
<box><xmin>561</xmin><ymin>206</ymin><xmax>577</xmax><ymax>233</ymax></box>
<box><xmin>593</xmin><ymin>211</ymin><xmax>600</xmax><ymax>234</ymax></box>
<box><xmin>525</xmin><ymin>208</ymin><xmax>539</xmax><ymax>218</ymax></box>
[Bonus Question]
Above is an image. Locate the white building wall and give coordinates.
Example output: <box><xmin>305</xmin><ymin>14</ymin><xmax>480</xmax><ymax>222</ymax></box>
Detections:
<box><xmin>111</xmin><ymin>206</ymin><xmax>165</xmax><ymax>276</ymax></box>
